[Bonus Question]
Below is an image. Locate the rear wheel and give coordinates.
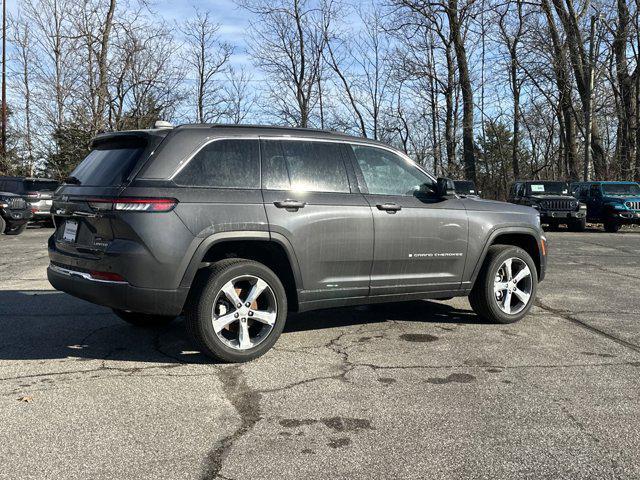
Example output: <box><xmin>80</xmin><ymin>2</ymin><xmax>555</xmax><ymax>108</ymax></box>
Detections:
<box><xmin>603</xmin><ymin>220</ymin><xmax>620</xmax><ymax>233</ymax></box>
<box><xmin>568</xmin><ymin>217</ymin><xmax>586</xmax><ymax>232</ymax></box>
<box><xmin>186</xmin><ymin>258</ymin><xmax>287</xmax><ymax>363</ymax></box>
<box><xmin>469</xmin><ymin>245</ymin><xmax>537</xmax><ymax>324</ymax></box>
<box><xmin>112</xmin><ymin>309</ymin><xmax>176</xmax><ymax>327</ymax></box>
<box><xmin>4</xmin><ymin>222</ymin><xmax>27</xmax><ymax>235</ymax></box>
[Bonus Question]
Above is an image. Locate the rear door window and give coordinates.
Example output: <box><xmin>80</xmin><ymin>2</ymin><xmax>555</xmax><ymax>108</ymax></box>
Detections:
<box><xmin>174</xmin><ymin>139</ymin><xmax>260</xmax><ymax>189</ymax></box>
<box><xmin>261</xmin><ymin>140</ymin><xmax>350</xmax><ymax>193</ymax></box>
<box><xmin>70</xmin><ymin>138</ymin><xmax>147</xmax><ymax>187</ymax></box>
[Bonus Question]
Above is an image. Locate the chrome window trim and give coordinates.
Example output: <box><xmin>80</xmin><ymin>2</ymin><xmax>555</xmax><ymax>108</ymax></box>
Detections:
<box><xmin>168</xmin><ymin>135</ymin><xmax>436</xmax><ymax>183</ymax></box>
<box><xmin>49</xmin><ymin>264</ymin><xmax>128</xmax><ymax>285</ymax></box>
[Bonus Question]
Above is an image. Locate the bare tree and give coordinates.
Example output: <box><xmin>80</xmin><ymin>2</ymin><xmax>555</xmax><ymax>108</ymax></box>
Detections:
<box><xmin>239</xmin><ymin>0</ymin><xmax>337</xmax><ymax>127</ymax></box>
<box><xmin>182</xmin><ymin>10</ymin><xmax>233</xmax><ymax>123</ymax></box>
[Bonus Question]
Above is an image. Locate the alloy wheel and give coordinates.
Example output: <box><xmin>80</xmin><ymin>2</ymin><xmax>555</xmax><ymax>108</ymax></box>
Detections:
<box><xmin>211</xmin><ymin>275</ymin><xmax>278</xmax><ymax>350</ymax></box>
<box><xmin>493</xmin><ymin>258</ymin><xmax>533</xmax><ymax>315</ymax></box>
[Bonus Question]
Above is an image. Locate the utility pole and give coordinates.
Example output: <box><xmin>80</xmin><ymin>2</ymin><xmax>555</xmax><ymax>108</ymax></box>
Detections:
<box><xmin>583</xmin><ymin>14</ymin><xmax>597</xmax><ymax>181</ymax></box>
<box><xmin>1</xmin><ymin>0</ymin><xmax>6</xmax><ymax>160</ymax></box>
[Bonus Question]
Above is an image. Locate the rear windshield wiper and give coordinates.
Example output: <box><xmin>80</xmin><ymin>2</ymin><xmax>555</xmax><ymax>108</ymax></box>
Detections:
<box><xmin>64</xmin><ymin>176</ymin><xmax>81</xmax><ymax>185</ymax></box>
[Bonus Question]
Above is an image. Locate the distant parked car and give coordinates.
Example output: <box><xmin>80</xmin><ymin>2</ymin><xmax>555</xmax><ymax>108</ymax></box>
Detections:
<box><xmin>0</xmin><ymin>176</ymin><xmax>59</xmax><ymax>224</ymax></box>
<box><xmin>0</xmin><ymin>192</ymin><xmax>33</xmax><ymax>235</ymax></box>
<box><xmin>453</xmin><ymin>180</ymin><xmax>480</xmax><ymax>197</ymax></box>
<box><xmin>509</xmin><ymin>180</ymin><xmax>586</xmax><ymax>231</ymax></box>
<box><xmin>571</xmin><ymin>181</ymin><xmax>640</xmax><ymax>233</ymax></box>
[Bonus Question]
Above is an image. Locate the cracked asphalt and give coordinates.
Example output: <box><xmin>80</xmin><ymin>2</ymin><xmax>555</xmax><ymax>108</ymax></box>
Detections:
<box><xmin>1</xmin><ymin>226</ymin><xmax>640</xmax><ymax>479</ymax></box>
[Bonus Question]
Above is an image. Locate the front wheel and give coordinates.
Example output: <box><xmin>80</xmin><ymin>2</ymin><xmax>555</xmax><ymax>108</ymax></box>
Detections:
<box><xmin>186</xmin><ymin>259</ymin><xmax>288</xmax><ymax>363</ymax></box>
<box><xmin>112</xmin><ymin>309</ymin><xmax>176</xmax><ymax>327</ymax></box>
<box><xmin>4</xmin><ymin>222</ymin><xmax>27</xmax><ymax>235</ymax></box>
<box><xmin>603</xmin><ymin>220</ymin><xmax>620</xmax><ymax>233</ymax></box>
<box><xmin>469</xmin><ymin>245</ymin><xmax>538</xmax><ymax>324</ymax></box>
<box><xmin>568</xmin><ymin>217</ymin><xmax>586</xmax><ymax>232</ymax></box>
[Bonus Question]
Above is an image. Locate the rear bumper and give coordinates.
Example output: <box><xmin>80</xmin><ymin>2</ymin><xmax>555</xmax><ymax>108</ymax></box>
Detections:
<box><xmin>47</xmin><ymin>265</ymin><xmax>188</xmax><ymax>316</ymax></box>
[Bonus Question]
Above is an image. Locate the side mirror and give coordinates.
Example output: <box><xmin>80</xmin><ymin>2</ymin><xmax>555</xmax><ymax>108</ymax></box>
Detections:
<box><xmin>436</xmin><ymin>177</ymin><xmax>456</xmax><ymax>198</ymax></box>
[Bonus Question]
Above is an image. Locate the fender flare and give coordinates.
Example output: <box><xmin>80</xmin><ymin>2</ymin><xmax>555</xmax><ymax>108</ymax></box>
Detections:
<box><xmin>468</xmin><ymin>225</ymin><xmax>542</xmax><ymax>285</ymax></box>
<box><xmin>178</xmin><ymin>230</ymin><xmax>303</xmax><ymax>291</ymax></box>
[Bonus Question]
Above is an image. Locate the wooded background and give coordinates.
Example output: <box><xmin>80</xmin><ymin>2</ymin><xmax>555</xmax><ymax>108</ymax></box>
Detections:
<box><xmin>1</xmin><ymin>0</ymin><xmax>639</xmax><ymax>200</ymax></box>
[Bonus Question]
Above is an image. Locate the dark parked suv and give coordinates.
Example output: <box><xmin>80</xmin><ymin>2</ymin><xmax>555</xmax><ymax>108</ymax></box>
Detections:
<box><xmin>0</xmin><ymin>176</ymin><xmax>59</xmax><ymax>223</ymax></box>
<box><xmin>571</xmin><ymin>181</ymin><xmax>640</xmax><ymax>232</ymax></box>
<box><xmin>47</xmin><ymin>125</ymin><xmax>547</xmax><ymax>362</ymax></box>
<box><xmin>508</xmin><ymin>180</ymin><xmax>586</xmax><ymax>231</ymax></box>
<box><xmin>0</xmin><ymin>192</ymin><xmax>32</xmax><ymax>235</ymax></box>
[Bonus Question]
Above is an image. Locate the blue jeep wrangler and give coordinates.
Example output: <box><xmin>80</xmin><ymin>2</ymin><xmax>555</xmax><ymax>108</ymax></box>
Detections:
<box><xmin>571</xmin><ymin>181</ymin><xmax>640</xmax><ymax>232</ymax></box>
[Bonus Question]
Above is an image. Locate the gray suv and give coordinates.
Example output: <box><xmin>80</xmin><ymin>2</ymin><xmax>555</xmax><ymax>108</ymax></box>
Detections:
<box><xmin>47</xmin><ymin>125</ymin><xmax>547</xmax><ymax>362</ymax></box>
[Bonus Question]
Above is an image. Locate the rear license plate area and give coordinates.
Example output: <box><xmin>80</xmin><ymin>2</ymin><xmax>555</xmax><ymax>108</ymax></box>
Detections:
<box><xmin>62</xmin><ymin>220</ymin><xmax>78</xmax><ymax>242</ymax></box>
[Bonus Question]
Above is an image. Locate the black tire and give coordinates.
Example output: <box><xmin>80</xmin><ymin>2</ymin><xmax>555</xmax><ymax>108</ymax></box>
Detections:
<box><xmin>603</xmin><ymin>220</ymin><xmax>620</xmax><ymax>233</ymax></box>
<box><xmin>469</xmin><ymin>245</ymin><xmax>538</xmax><ymax>324</ymax></box>
<box><xmin>186</xmin><ymin>258</ymin><xmax>288</xmax><ymax>363</ymax></box>
<box><xmin>4</xmin><ymin>222</ymin><xmax>27</xmax><ymax>235</ymax></box>
<box><xmin>112</xmin><ymin>309</ymin><xmax>176</xmax><ymax>327</ymax></box>
<box><xmin>568</xmin><ymin>217</ymin><xmax>586</xmax><ymax>232</ymax></box>
<box><xmin>0</xmin><ymin>216</ymin><xmax>5</xmax><ymax>234</ymax></box>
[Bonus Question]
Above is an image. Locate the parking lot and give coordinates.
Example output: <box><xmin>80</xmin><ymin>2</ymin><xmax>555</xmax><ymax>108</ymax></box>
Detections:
<box><xmin>1</xmin><ymin>227</ymin><xmax>639</xmax><ymax>480</ymax></box>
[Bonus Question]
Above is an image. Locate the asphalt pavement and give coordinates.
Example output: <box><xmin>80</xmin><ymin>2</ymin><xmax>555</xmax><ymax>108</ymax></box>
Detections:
<box><xmin>1</xmin><ymin>225</ymin><xmax>639</xmax><ymax>480</ymax></box>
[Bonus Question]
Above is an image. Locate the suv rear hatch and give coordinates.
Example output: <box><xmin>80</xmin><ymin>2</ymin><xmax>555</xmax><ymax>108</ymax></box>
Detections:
<box><xmin>52</xmin><ymin>132</ymin><xmax>167</xmax><ymax>262</ymax></box>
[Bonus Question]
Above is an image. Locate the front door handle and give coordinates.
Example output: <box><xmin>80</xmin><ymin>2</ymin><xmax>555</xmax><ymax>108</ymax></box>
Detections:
<box><xmin>274</xmin><ymin>199</ymin><xmax>306</xmax><ymax>210</ymax></box>
<box><xmin>376</xmin><ymin>203</ymin><xmax>402</xmax><ymax>213</ymax></box>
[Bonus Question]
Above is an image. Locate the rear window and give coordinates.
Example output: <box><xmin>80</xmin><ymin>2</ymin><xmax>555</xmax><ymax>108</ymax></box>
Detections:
<box><xmin>69</xmin><ymin>138</ymin><xmax>146</xmax><ymax>187</ymax></box>
<box><xmin>24</xmin><ymin>180</ymin><xmax>59</xmax><ymax>191</ymax></box>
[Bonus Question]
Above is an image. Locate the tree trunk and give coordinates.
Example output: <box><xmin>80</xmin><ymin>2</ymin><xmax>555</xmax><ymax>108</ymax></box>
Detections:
<box><xmin>447</xmin><ymin>0</ymin><xmax>475</xmax><ymax>182</ymax></box>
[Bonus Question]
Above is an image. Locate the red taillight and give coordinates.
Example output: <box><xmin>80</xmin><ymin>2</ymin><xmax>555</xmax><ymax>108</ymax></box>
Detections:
<box><xmin>87</xmin><ymin>197</ymin><xmax>177</xmax><ymax>212</ymax></box>
<box><xmin>115</xmin><ymin>198</ymin><xmax>177</xmax><ymax>212</ymax></box>
<box><xmin>89</xmin><ymin>270</ymin><xmax>126</xmax><ymax>282</ymax></box>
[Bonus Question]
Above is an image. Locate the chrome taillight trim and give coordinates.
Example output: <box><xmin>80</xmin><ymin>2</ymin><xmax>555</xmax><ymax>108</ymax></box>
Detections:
<box><xmin>49</xmin><ymin>264</ymin><xmax>128</xmax><ymax>284</ymax></box>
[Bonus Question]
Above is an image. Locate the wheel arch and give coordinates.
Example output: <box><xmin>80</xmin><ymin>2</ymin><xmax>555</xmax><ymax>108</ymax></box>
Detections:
<box><xmin>179</xmin><ymin>231</ymin><xmax>302</xmax><ymax>312</ymax></box>
<box><xmin>470</xmin><ymin>227</ymin><xmax>544</xmax><ymax>285</ymax></box>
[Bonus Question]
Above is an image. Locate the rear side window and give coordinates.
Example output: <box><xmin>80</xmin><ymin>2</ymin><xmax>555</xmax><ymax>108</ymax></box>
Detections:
<box><xmin>174</xmin><ymin>139</ymin><xmax>260</xmax><ymax>189</ymax></box>
<box><xmin>70</xmin><ymin>138</ymin><xmax>146</xmax><ymax>187</ymax></box>
<box><xmin>261</xmin><ymin>140</ymin><xmax>350</xmax><ymax>193</ymax></box>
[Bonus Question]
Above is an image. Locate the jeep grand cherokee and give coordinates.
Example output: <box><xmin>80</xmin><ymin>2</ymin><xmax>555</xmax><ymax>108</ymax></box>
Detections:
<box><xmin>47</xmin><ymin>125</ymin><xmax>547</xmax><ymax>362</ymax></box>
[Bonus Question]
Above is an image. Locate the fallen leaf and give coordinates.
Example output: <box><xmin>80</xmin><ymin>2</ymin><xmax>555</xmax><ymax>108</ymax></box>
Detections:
<box><xmin>18</xmin><ymin>395</ymin><xmax>33</xmax><ymax>403</ymax></box>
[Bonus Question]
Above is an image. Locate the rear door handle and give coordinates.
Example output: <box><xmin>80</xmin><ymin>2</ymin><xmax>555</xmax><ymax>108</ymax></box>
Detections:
<box><xmin>376</xmin><ymin>203</ymin><xmax>402</xmax><ymax>213</ymax></box>
<box><xmin>274</xmin><ymin>199</ymin><xmax>306</xmax><ymax>210</ymax></box>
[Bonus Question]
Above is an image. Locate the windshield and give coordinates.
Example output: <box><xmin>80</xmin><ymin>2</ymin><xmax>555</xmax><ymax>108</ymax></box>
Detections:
<box><xmin>602</xmin><ymin>183</ymin><xmax>640</xmax><ymax>196</ymax></box>
<box><xmin>68</xmin><ymin>138</ymin><xmax>146</xmax><ymax>187</ymax></box>
<box><xmin>527</xmin><ymin>182</ymin><xmax>569</xmax><ymax>195</ymax></box>
<box><xmin>454</xmin><ymin>181</ymin><xmax>476</xmax><ymax>195</ymax></box>
<box><xmin>24</xmin><ymin>180</ymin><xmax>59</xmax><ymax>191</ymax></box>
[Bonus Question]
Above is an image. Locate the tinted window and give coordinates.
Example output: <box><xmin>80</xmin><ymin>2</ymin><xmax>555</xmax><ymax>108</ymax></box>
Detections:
<box><xmin>261</xmin><ymin>141</ymin><xmax>290</xmax><ymax>190</ymax></box>
<box><xmin>70</xmin><ymin>139</ymin><xmax>146</xmax><ymax>187</ymax></box>
<box><xmin>24</xmin><ymin>180</ymin><xmax>59</xmax><ymax>192</ymax></box>
<box><xmin>351</xmin><ymin>145</ymin><xmax>433</xmax><ymax>196</ymax></box>
<box><xmin>175</xmin><ymin>139</ymin><xmax>260</xmax><ymax>189</ymax></box>
<box><xmin>602</xmin><ymin>183</ymin><xmax>640</xmax><ymax>196</ymax></box>
<box><xmin>262</xmin><ymin>140</ymin><xmax>350</xmax><ymax>193</ymax></box>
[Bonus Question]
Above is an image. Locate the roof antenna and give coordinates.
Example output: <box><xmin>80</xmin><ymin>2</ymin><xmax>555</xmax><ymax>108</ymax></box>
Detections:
<box><xmin>154</xmin><ymin>120</ymin><xmax>173</xmax><ymax>129</ymax></box>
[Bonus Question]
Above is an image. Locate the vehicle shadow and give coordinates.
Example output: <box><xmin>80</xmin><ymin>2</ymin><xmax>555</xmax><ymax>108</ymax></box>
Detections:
<box><xmin>0</xmin><ymin>290</ymin><xmax>482</xmax><ymax>365</ymax></box>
